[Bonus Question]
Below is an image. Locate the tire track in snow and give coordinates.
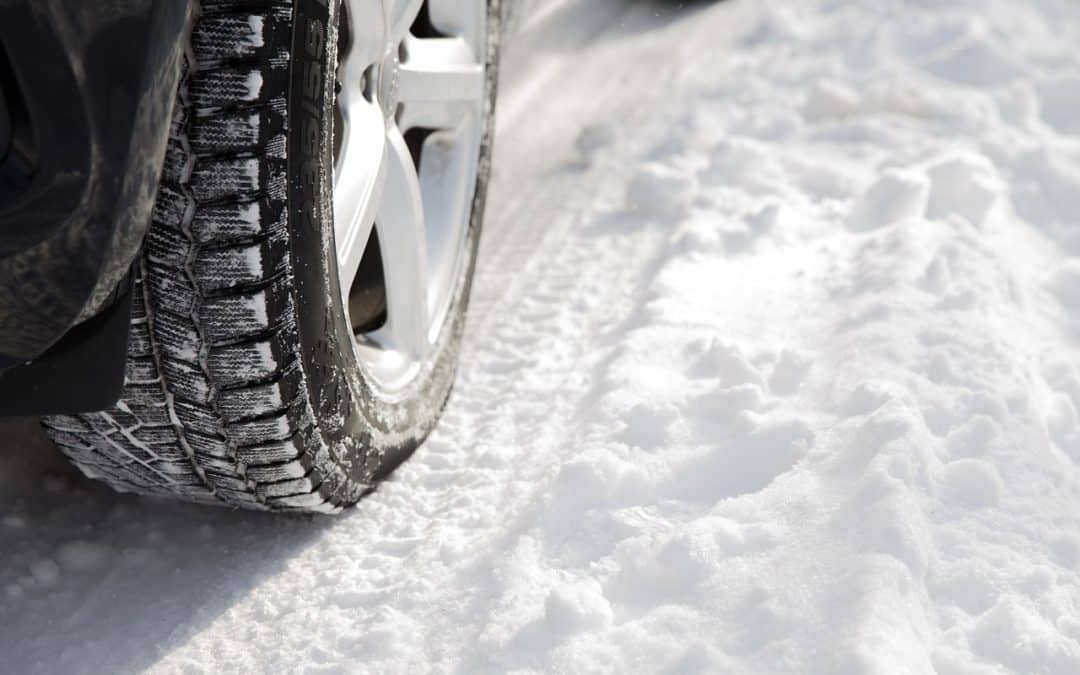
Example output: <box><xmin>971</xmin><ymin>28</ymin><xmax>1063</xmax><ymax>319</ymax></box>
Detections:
<box><xmin>144</xmin><ymin>3</ymin><xmax>745</xmax><ymax>671</ymax></box>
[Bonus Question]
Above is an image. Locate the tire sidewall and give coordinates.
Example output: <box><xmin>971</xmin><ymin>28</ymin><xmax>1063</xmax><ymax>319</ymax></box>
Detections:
<box><xmin>287</xmin><ymin>0</ymin><xmax>500</xmax><ymax>487</ymax></box>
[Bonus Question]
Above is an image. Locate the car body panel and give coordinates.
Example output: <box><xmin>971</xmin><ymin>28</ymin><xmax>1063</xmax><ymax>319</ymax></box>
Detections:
<box><xmin>0</xmin><ymin>0</ymin><xmax>191</xmax><ymax>366</ymax></box>
<box><xmin>0</xmin><ymin>0</ymin><xmax>193</xmax><ymax>414</ymax></box>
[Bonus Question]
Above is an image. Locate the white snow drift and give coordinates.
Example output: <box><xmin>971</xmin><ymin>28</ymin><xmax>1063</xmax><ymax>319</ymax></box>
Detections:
<box><xmin>3</xmin><ymin>0</ymin><xmax>1080</xmax><ymax>673</ymax></box>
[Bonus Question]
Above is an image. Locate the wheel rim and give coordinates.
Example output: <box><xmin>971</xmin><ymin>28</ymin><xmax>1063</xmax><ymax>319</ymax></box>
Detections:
<box><xmin>333</xmin><ymin>0</ymin><xmax>487</xmax><ymax>396</ymax></box>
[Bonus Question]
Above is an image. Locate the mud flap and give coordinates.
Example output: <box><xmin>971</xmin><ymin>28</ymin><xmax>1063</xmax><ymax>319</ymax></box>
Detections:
<box><xmin>0</xmin><ymin>282</ymin><xmax>133</xmax><ymax>415</ymax></box>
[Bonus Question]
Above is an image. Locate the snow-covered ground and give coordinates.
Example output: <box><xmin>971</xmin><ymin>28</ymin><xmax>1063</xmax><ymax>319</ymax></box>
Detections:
<box><xmin>5</xmin><ymin>0</ymin><xmax>1080</xmax><ymax>672</ymax></box>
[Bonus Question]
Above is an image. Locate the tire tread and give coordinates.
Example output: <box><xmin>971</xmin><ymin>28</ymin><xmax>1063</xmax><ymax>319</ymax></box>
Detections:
<box><xmin>42</xmin><ymin>0</ymin><xmax>346</xmax><ymax>513</ymax></box>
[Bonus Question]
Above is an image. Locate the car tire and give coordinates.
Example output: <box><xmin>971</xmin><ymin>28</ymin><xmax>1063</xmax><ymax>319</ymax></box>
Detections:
<box><xmin>41</xmin><ymin>0</ymin><xmax>500</xmax><ymax>513</ymax></box>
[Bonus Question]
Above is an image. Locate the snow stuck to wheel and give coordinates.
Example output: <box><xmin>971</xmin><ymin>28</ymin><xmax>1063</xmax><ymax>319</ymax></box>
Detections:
<box><xmin>4</xmin><ymin>0</ymin><xmax>1080</xmax><ymax>672</ymax></box>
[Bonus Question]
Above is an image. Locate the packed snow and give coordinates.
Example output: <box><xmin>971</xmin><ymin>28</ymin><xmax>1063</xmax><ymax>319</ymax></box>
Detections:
<box><xmin>4</xmin><ymin>0</ymin><xmax>1080</xmax><ymax>672</ymax></box>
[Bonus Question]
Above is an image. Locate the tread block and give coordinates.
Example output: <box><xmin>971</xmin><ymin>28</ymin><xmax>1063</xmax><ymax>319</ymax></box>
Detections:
<box><xmin>174</xmin><ymin>399</ymin><xmax>225</xmax><ymax>437</ymax></box>
<box><xmin>207</xmin><ymin>331</ymin><xmax>292</xmax><ymax>388</ymax></box>
<box><xmin>192</xmin><ymin>12</ymin><xmax>291</xmax><ymax>69</ymax></box>
<box><xmin>268</xmin><ymin>490</ymin><xmax>340</xmax><ymax>513</ymax></box>
<box><xmin>190</xmin><ymin>108</ymin><xmax>286</xmax><ymax>158</ymax></box>
<box><xmin>40</xmin><ymin>414</ymin><xmax>89</xmax><ymax>435</ymax></box>
<box><xmin>264</xmin><ymin>166</ymin><xmax>287</xmax><ymax>202</ymax></box>
<box><xmin>189</xmin><ymin>64</ymin><xmax>290</xmax><ymax>113</ymax></box>
<box><xmin>189</xmin><ymin>64</ymin><xmax>266</xmax><ymax>109</ymax></box>
<box><xmin>195</xmin><ymin>229</ymin><xmax>289</xmax><ymax>291</ymax></box>
<box><xmin>201</xmin><ymin>286</ymin><xmax>291</xmax><ymax>345</ymax></box>
<box><xmin>150</xmin><ymin>186</ymin><xmax>190</xmax><ymax>230</ymax></box>
<box><xmin>144</xmin><ymin>225</ymin><xmax>193</xmax><ymax>271</ymax></box>
<box><xmin>218</xmin><ymin>364</ymin><xmax>303</xmax><ymax>422</ymax></box>
<box><xmin>161</xmin><ymin>143</ymin><xmax>194</xmax><ymax>189</ymax></box>
<box><xmin>145</xmin><ymin>267</ymin><xmax>197</xmax><ymax>317</ymax></box>
<box><xmin>255</xmin><ymin>467</ymin><xmax>323</xmax><ymax>500</ymax></box>
<box><xmin>213</xmin><ymin>488</ymin><xmax>268</xmax><ymax>508</ymax></box>
<box><xmin>192</xmin><ymin>196</ymin><xmax>286</xmax><ymax>244</ymax></box>
<box><xmin>185</xmin><ymin>428</ymin><xmax>231</xmax><ymax>459</ymax></box>
<box><xmin>228</xmin><ymin>402</ymin><xmax>309</xmax><ymax>446</ymax></box>
<box><xmin>152</xmin><ymin>314</ymin><xmax>203</xmax><ymax>366</ymax></box>
<box><xmin>201</xmin><ymin>471</ymin><xmax>252</xmax><ymax>493</ymax></box>
<box><xmin>124</xmin><ymin>355</ymin><xmax>162</xmax><ymax>390</ymax></box>
<box><xmin>190</xmin><ymin>155</ymin><xmax>273</xmax><ymax>204</ymax></box>
<box><xmin>160</xmin><ymin>358</ymin><xmax>212</xmax><ymax>404</ymax></box>
<box><xmin>145</xmin><ymin>227</ymin><xmax>288</xmax><ymax>296</ymax></box>
<box><xmin>236</xmin><ymin>432</ymin><xmax>304</xmax><ymax>465</ymax></box>
<box><xmin>195</xmin><ymin>452</ymin><xmax>242</xmax><ymax>475</ymax></box>
<box><xmin>121</xmin><ymin>424</ymin><xmax>182</xmax><ymax>448</ymax></box>
<box><xmin>161</xmin><ymin>101</ymin><xmax>193</xmax><ymax>183</ymax></box>
<box><xmin>246</xmin><ymin>452</ymin><xmax>313</xmax><ymax>483</ymax></box>
<box><xmin>44</xmin><ymin>428</ymin><xmax>95</xmax><ymax>452</ymax></box>
<box><xmin>128</xmin><ymin>318</ymin><xmax>153</xmax><ymax>359</ymax></box>
<box><xmin>114</xmin><ymin>400</ymin><xmax>172</xmax><ymax>429</ymax></box>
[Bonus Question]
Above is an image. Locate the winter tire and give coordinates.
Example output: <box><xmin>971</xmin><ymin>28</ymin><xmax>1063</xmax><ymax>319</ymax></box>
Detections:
<box><xmin>41</xmin><ymin>0</ymin><xmax>500</xmax><ymax>513</ymax></box>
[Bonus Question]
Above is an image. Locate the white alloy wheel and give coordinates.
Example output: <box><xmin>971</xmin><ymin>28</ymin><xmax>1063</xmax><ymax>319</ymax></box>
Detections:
<box><xmin>334</xmin><ymin>0</ymin><xmax>488</xmax><ymax>396</ymax></box>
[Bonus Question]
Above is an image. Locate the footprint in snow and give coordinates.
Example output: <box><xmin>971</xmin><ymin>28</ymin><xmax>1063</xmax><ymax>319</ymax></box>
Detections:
<box><xmin>589</xmin><ymin>162</ymin><xmax>695</xmax><ymax>233</ymax></box>
<box><xmin>624</xmin><ymin>163</ymin><xmax>695</xmax><ymax>222</ymax></box>
<box><xmin>802</xmin><ymin>80</ymin><xmax>862</xmax><ymax>123</ymax></box>
<box><xmin>566</xmin><ymin>122</ymin><xmax>617</xmax><ymax>171</ymax></box>
<box><xmin>699</xmin><ymin>138</ymin><xmax>782</xmax><ymax>196</ymax></box>
<box><xmin>767</xmin><ymin>349</ymin><xmax>814</xmax><ymax>395</ymax></box>
<box><xmin>1046</xmin><ymin>261</ymin><xmax>1080</xmax><ymax>341</ymax></box>
<box><xmin>939</xmin><ymin>458</ymin><xmax>1004</xmax><ymax>508</ymax></box>
<box><xmin>968</xmin><ymin>598</ymin><xmax>1080</xmax><ymax>673</ymax></box>
<box><xmin>1042</xmin><ymin>361</ymin><xmax>1080</xmax><ymax>459</ymax></box>
<box><xmin>829</xmin><ymin>402</ymin><xmax>917</xmax><ymax>474</ymax></box>
<box><xmin>926</xmin><ymin>154</ymin><xmax>1002</xmax><ymax>227</ymax></box>
<box><xmin>722</xmin><ymin>202</ymin><xmax>782</xmax><ymax>254</ymax></box>
<box><xmin>685</xmin><ymin>339</ymin><xmax>766</xmax><ymax>387</ymax></box>
<box><xmin>943</xmin><ymin>414</ymin><xmax>1003</xmax><ymax>459</ymax></box>
<box><xmin>1046</xmin><ymin>392</ymin><xmax>1080</xmax><ymax>463</ymax></box>
<box><xmin>922</xmin><ymin>34</ymin><xmax>1024</xmax><ymax>88</ymax></box>
<box><xmin>1038</xmin><ymin>75</ymin><xmax>1080</xmax><ymax>136</ymax></box>
<box><xmin>842</xmin><ymin>381</ymin><xmax>895</xmax><ymax>416</ymax></box>
<box><xmin>617</xmin><ymin>401</ymin><xmax>682</xmax><ymax>451</ymax></box>
<box><xmin>847</xmin><ymin>169</ymin><xmax>930</xmax><ymax>232</ymax></box>
<box><xmin>674</xmin><ymin>413</ymin><xmax>814</xmax><ymax>503</ymax></box>
<box><xmin>1010</xmin><ymin>149</ymin><xmax>1080</xmax><ymax>250</ymax></box>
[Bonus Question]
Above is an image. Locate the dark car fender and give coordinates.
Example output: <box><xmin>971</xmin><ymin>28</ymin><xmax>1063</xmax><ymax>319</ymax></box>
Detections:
<box><xmin>0</xmin><ymin>0</ymin><xmax>193</xmax><ymax>413</ymax></box>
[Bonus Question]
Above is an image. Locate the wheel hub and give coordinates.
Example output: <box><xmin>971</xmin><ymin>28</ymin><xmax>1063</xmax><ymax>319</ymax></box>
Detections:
<box><xmin>377</xmin><ymin>50</ymin><xmax>400</xmax><ymax>121</ymax></box>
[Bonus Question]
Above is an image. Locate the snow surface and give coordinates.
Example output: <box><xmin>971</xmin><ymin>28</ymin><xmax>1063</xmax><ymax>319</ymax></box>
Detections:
<box><xmin>4</xmin><ymin>0</ymin><xmax>1080</xmax><ymax>672</ymax></box>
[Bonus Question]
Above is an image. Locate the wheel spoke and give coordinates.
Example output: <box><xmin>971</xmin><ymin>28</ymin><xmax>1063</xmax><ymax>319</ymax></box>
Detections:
<box><xmin>399</xmin><ymin>37</ymin><xmax>484</xmax><ymax>104</ymax></box>
<box><xmin>341</xmin><ymin>0</ymin><xmax>388</xmax><ymax>69</ymax></box>
<box><xmin>375</xmin><ymin>127</ymin><xmax>430</xmax><ymax>356</ymax></box>
<box><xmin>427</xmin><ymin>0</ymin><xmax>484</xmax><ymax>47</ymax></box>
<box><xmin>334</xmin><ymin>98</ymin><xmax>387</xmax><ymax>297</ymax></box>
<box><xmin>389</xmin><ymin>0</ymin><xmax>425</xmax><ymax>41</ymax></box>
<box><xmin>397</xmin><ymin>36</ymin><xmax>484</xmax><ymax>130</ymax></box>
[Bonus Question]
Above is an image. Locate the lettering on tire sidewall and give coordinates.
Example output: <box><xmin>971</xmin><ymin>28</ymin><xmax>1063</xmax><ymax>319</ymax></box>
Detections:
<box><xmin>289</xmin><ymin>0</ymin><xmax>355</xmax><ymax>438</ymax></box>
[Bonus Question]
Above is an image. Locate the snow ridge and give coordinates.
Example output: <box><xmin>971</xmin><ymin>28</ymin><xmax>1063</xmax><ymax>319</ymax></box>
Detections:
<box><xmin>4</xmin><ymin>0</ymin><xmax>1080</xmax><ymax>673</ymax></box>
